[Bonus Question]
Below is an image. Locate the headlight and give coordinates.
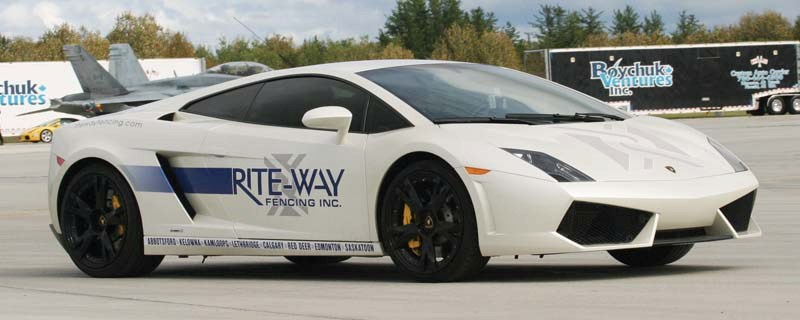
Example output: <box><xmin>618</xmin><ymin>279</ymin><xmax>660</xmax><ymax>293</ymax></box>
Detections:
<box><xmin>503</xmin><ymin>148</ymin><xmax>594</xmax><ymax>182</ymax></box>
<box><xmin>708</xmin><ymin>137</ymin><xmax>748</xmax><ymax>172</ymax></box>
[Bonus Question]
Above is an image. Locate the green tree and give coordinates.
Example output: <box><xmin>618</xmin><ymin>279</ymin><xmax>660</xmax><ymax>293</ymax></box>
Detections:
<box><xmin>380</xmin><ymin>0</ymin><xmax>496</xmax><ymax>58</ymax></box>
<box><xmin>429</xmin><ymin>0</ymin><xmax>464</xmax><ymax>38</ymax></box>
<box><xmin>194</xmin><ymin>45</ymin><xmax>219</xmax><ymax>67</ymax></box>
<box><xmin>106</xmin><ymin>12</ymin><xmax>165</xmax><ymax>58</ymax></box>
<box><xmin>530</xmin><ymin>4</ymin><xmax>585</xmax><ymax>48</ymax></box>
<box><xmin>161</xmin><ymin>32</ymin><xmax>194</xmax><ymax>58</ymax></box>
<box><xmin>611</xmin><ymin>5</ymin><xmax>641</xmax><ymax>35</ymax></box>
<box><xmin>732</xmin><ymin>11</ymin><xmax>793</xmax><ymax>41</ymax></box>
<box><xmin>379</xmin><ymin>43</ymin><xmax>415</xmax><ymax>59</ymax></box>
<box><xmin>31</xmin><ymin>23</ymin><xmax>109</xmax><ymax>61</ymax></box>
<box><xmin>0</xmin><ymin>37</ymin><xmax>36</xmax><ymax>62</ymax></box>
<box><xmin>643</xmin><ymin>10</ymin><xmax>665</xmax><ymax>36</ymax></box>
<box><xmin>580</xmin><ymin>7</ymin><xmax>604</xmax><ymax>36</ymax></box>
<box><xmin>794</xmin><ymin>16</ymin><xmax>800</xmax><ymax>40</ymax></box>
<box><xmin>380</xmin><ymin>0</ymin><xmax>433</xmax><ymax>58</ymax></box>
<box><xmin>672</xmin><ymin>10</ymin><xmax>704</xmax><ymax>43</ymax></box>
<box><xmin>432</xmin><ymin>24</ymin><xmax>520</xmax><ymax>69</ymax></box>
<box><xmin>465</xmin><ymin>7</ymin><xmax>497</xmax><ymax>33</ymax></box>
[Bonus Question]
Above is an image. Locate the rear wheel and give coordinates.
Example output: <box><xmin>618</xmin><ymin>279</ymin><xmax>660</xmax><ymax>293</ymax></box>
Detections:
<box><xmin>60</xmin><ymin>163</ymin><xmax>163</xmax><ymax>277</ymax></box>
<box><xmin>788</xmin><ymin>96</ymin><xmax>800</xmax><ymax>115</ymax></box>
<box><xmin>40</xmin><ymin>129</ymin><xmax>53</xmax><ymax>143</ymax></box>
<box><xmin>609</xmin><ymin>244</ymin><xmax>693</xmax><ymax>267</ymax></box>
<box><xmin>380</xmin><ymin>160</ymin><xmax>489</xmax><ymax>282</ymax></box>
<box><xmin>284</xmin><ymin>256</ymin><xmax>350</xmax><ymax>265</ymax></box>
<box><xmin>767</xmin><ymin>97</ymin><xmax>786</xmax><ymax>115</ymax></box>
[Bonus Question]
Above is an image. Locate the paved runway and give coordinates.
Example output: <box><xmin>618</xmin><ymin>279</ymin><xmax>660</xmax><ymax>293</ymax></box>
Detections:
<box><xmin>0</xmin><ymin>116</ymin><xmax>798</xmax><ymax>319</ymax></box>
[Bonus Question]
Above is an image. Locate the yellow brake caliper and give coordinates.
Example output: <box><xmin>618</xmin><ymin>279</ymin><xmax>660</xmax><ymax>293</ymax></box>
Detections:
<box><xmin>111</xmin><ymin>195</ymin><xmax>125</xmax><ymax>236</ymax></box>
<box><xmin>403</xmin><ymin>204</ymin><xmax>422</xmax><ymax>255</ymax></box>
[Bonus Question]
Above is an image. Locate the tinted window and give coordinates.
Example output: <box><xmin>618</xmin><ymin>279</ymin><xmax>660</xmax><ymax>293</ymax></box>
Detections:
<box><xmin>61</xmin><ymin>118</ymin><xmax>77</xmax><ymax>124</ymax></box>
<box><xmin>366</xmin><ymin>98</ymin><xmax>410</xmax><ymax>133</ymax></box>
<box><xmin>183</xmin><ymin>83</ymin><xmax>263</xmax><ymax>120</ymax></box>
<box><xmin>246</xmin><ymin>77</ymin><xmax>368</xmax><ymax>132</ymax></box>
<box><xmin>359</xmin><ymin>63</ymin><xmax>628</xmax><ymax>121</ymax></box>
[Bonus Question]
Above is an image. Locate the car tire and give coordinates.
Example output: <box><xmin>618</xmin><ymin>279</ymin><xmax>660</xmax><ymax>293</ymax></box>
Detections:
<box><xmin>379</xmin><ymin>160</ymin><xmax>489</xmax><ymax>282</ymax></box>
<box><xmin>767</xmin><ymin>97</ymin><xmax>786</xmax><ymax>115</ymax></box>
<box><xmin>59</xmin><ymin>163</ymin><xmax>163</xmax><ymax>277</ymax></box>
<box><xmin>40</xmin><ymin>129</ymin><xmax>53</xmax><ymax>143</ymax></box>
<box><xmin>788</xmin><ymin>96</ymin><xmax>800</xmax><ymax>115</ymax></box>
<box><xmin>284</xmin><ymin>256</ymin><xmax>351</xmax><ymax>265</ymax></box>
<box><xmin>608</xmin><ymin>244</ymin><xmax>693</xmax><ymax>267</ymax></box>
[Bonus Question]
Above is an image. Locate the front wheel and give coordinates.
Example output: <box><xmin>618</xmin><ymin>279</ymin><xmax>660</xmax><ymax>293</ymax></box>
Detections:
<box><xmin>40</xmin><ymin>129</ymin><xmax>53</xmax><ymax>143</ymax></box>
<box><xmin>380</xmin><ymin>160</ymin><xmax>489</xmax><ymax>282</ymax></box>
<box><xmin>59</xmin><ymin>163</ymin><xmax>163</xmax><ymax>277</ymax></box>
<box><xmin>609</xmin><ymin>244</ymin><xmax>693</xmax><ymax>267</ymax></box>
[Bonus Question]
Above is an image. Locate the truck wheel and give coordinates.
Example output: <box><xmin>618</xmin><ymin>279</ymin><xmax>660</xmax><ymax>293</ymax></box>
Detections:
<box><xmin>609</xmin><ymin>244</ymin><xmax>693</xmax><ymax>267</ymax></box>
<box><xmin>767</xmin><ymin>97</ymin><xmax>786</xmax><ymax>115</ymax></box>
<box><xmin>788</xmin><ymin>96</ymin><xmax>800</xmax><ymax>115</ymax></box>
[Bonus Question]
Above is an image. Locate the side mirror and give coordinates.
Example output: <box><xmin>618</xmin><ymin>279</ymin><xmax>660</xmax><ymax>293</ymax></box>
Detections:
<box><xmin>302</xmin><ymin>106</ymin><xmax>352</xmax><ymax>144</ymax></box>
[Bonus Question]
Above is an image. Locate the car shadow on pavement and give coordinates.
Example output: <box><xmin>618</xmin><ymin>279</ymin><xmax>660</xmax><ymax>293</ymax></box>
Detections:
<box><xmin>137</xmin><ymin>260</ymin><xmax>739</xmax><ymax>283</ymax></box>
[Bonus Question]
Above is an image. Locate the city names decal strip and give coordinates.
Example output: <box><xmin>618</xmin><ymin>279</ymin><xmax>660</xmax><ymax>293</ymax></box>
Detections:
<box><xmin>144</xmin><ymin>236</ymin><xmax>383</xmax><ymax>256</ymax></box>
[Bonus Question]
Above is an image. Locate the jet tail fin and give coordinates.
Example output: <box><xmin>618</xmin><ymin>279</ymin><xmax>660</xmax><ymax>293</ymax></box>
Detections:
<box><xmin>109</xmin><ymin>43</ymin><xmax>149</xmax><ymax>87</ymax></box>
<box><xmin>63</xmin><ymin>45</ymin><xmax>128</xmax><ymax>96</ymax></box>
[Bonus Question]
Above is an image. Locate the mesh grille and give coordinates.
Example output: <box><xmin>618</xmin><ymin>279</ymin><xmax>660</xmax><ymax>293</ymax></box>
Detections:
<box><xmin>720</xmin><ymin>190</ymin><xmax>757</xmax><ymax>232</ymax></box>
<box><xmin>557</xmin><ymin>202</ymin><xmax>653</xmax><ymax>245</ymax></box>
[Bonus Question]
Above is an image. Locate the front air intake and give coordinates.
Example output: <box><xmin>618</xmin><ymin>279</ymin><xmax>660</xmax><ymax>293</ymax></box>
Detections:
<box><xmin>557</xmin><ymin>202</ymin><xmax>653</xmax><ymax>245</ymax></box>
<box><xmin>719</xmin><ymin>190</ymin><xmax>756</xmax><ymax>232</ymax></box>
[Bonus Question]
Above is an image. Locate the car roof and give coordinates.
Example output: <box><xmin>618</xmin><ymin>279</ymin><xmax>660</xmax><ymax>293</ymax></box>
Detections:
<box><xmin>120</xmin><ymin>60</ymin><xmax>464</xmax><ymax>118</ymax></box>
<box><xmin>285</xmin><ymin>59</ymin><xmax>461</xmax><ymax>74</ymax></box>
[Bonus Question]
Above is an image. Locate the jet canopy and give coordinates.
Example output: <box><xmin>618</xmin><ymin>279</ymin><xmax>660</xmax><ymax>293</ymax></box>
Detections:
<box><xmin>206</xmin><ymin>62</ymin><xmax>272</xmax><ymax>76</ymax></box>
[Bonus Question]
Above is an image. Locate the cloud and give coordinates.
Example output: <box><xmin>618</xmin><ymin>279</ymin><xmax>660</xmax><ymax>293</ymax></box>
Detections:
<box><xmin>33</xmin><ymin>2</ymin><xmax>65</xmax><ymax>28</ymax></box>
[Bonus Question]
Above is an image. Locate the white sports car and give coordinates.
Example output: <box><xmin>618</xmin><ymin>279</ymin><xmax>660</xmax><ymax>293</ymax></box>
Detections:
<box><xmin>48</xmin><ymin>60</ymin><xmax>761</xmax><ymax>282</ymax></box>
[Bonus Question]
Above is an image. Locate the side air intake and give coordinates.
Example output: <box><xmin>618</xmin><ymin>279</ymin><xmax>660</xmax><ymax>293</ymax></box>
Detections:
<box><xmin>719</xmin><ymin>190</ymin><xmax>756</xmax><ymax>232</ymax></box>
<box><xmin>156</xmin><ymin>154</ymin><xmax>197</xmax><ymax>219</ymax></box>
<box><xmin>557</xmin><ymin>202</ymin><xmax>653</xmax><ymax>246</ymax></box>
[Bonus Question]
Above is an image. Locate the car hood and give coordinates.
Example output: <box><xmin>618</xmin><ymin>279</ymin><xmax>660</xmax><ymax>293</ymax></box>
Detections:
<box><xmin>439</xmin><ymin>116</ymin><xmax>736</xmax><ymax>182</ymax></box>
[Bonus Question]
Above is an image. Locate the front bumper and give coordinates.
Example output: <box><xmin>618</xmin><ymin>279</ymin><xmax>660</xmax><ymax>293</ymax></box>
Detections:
<box><xmin>468</xmin><ymin>170</ymin><xmax>761</xmax><ymax>256</ymax></box>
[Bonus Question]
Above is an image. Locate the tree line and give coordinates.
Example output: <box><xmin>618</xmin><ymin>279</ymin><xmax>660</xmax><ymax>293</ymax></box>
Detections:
<box><xmin>1</xmin><ymin>1</ymin><xmax>799</xmax><ymax>76</ymax></box>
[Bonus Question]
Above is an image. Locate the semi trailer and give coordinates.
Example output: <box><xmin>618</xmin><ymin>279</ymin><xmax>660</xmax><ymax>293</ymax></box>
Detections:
<box><xmin>526</xmin><ymin>41</ymin><xmax>800</xmax><ymax>115</ymax></box>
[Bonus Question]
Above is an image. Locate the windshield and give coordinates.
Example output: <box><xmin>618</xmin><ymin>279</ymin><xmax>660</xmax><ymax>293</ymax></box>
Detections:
<box><xmin>359</xmin><ymin>63</ymin><xmax>628</xmax><ymax>122</ymax></box>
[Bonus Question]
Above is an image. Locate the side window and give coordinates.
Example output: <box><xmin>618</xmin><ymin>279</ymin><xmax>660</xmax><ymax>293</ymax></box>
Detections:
<box><xmin>245</xmin><ymin>77</ymin><xmax>368</xmax><ymax>132</ymax></box>
<box><xmin>183</xmin><ymin>83</ymin><xmax>263</xmax><ymax>121</ymax></box>
<box><xmin>366</xmin><ymin>98</ymin><xmax>411</xmax><ymax>133</ymax></box>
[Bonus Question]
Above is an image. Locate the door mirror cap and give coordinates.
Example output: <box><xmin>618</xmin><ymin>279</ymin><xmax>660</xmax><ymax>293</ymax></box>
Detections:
<box><xmin>302</xmin><ymin>106</ymin><xmax>352</xmax><ymax>144</ymax></box>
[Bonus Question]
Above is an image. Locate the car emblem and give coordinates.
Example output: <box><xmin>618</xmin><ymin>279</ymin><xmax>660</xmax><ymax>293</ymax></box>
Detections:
<box><xmin>665</xmin><ymin>166</ymin><xmax>676</xmax><ymax>174</ymax></box>
<box><xmin>424</xmin><ymin>216</ymin><xmax>434</xmax><ymax>229</ymax></box>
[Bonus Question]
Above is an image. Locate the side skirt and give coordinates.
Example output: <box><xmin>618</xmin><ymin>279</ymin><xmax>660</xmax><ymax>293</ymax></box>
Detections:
<box><xmin>144</xmin><ymin>236</ymin><xmax>384</xmax><ymax>257</ymax></box>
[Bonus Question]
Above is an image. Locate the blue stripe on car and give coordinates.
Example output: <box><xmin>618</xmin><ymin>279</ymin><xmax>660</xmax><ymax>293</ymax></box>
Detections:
<box><xmin>124</xmin><ymin>166</ymin><xmax>234</xmax><ymax>195</ymax></box>
<box><xmin>174</xmin><ymin>167</ymin><xmax>234</xmax><ymax>194</ymax></box>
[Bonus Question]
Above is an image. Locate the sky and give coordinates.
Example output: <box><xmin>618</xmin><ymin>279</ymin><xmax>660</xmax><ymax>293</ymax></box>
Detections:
<box><xmin>1</xmin><ymin>0</ymin><xmax>798</xmax><ymax>46</ymax></box>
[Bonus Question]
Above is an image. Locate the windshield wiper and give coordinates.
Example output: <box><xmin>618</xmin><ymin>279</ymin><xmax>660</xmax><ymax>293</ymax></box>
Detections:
<box><xmin>574</xmin><ymin>112</ymin><xmax>626</xmax><ymax>121</ymax></box>
<box><xmin>433</xmin><ymin>117</ymin><xmax>544</xmax><ymax>125</ymax></box>
<box><xmin>505</xmin><ymin>113</ymin><xmax>622</xmax><ymax>123</ymax></box>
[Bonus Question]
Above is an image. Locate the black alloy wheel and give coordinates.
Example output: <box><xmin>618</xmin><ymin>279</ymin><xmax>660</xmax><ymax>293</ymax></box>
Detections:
<box><xmin>380</xmin><ymin>160</ymin><xmax>488</xmax><ymax>282</ymax></box>
<box><xmin>60</xmin><ymin>164</ymin><xmax>162</xmax><ymax>277</ymax></box>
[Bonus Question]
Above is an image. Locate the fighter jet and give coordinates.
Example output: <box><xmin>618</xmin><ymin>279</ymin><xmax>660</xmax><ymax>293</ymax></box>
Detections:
<box><xmin>18</xmin><ymin>44</ymin><xmax>271</xmax><ymax>118</ymax></box>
